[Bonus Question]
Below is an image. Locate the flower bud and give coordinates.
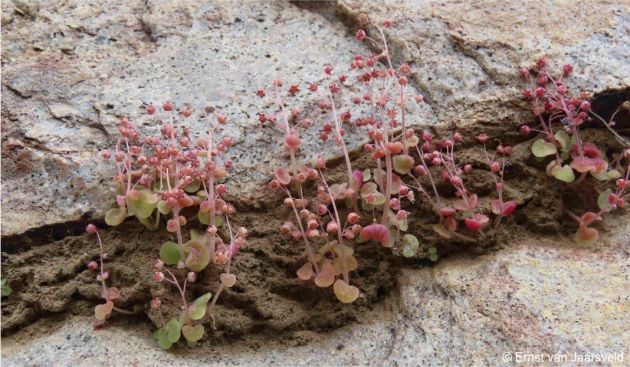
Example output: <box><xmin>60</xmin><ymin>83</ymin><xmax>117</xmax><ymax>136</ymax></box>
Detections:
<box><xmin>151</xmin><ymin>258</ymin><xmax>163</xmax><ymax>270</ymax></box>
<box><xmin>86</xmin><ymin>224</ymin><xmax>97</xmax><ymax>234</ymax></box>
<box><xmin>187</xmin><ymin>272</ymin><xmax>197</xmax><ymax>283</ymax></box>
<box><xmin>87</xmin><ymin>261</ymin><xmax>98</xmax><ymax>270</ymax></box>
<box><xmin>151</xmin><ymin>298</ymin><xmax>161</xmax><ymax>308</ymax></box>
<box><xmin>153</xmin><ymin>272</ymin><xmax>165</xmax><ymax>282</ymax></box>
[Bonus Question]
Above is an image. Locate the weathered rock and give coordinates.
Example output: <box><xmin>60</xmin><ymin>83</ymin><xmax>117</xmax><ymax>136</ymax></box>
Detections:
<box><xmin>4</xmin><ymin>235</ymin><xmax>629</xmax><ymax>366</ymax></box>
<box><xmin>338</xmin><ymin>0</ymin><xmax>630</xmax><ymax>126</ymax></box>
<box><xmin>2</xmin><ymin>1</ymin><xmax>431</xmax><ymax>236</ymax></box>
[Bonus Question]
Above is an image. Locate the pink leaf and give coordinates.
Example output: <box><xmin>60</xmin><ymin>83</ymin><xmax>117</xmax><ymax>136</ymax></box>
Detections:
<box><xmin>501</xmin><ymin>201</ymin><xmax>517</xmax><ymax>217</ymax></box>
<box><xmin>274</xmin><ymin>167</ymin><xmax>291</xmax><ymax>186</ymax></box>
<box><xmin>359</xmin><ymin>223</ymin><xmax>390</xmax><ymax>247</ymax></box>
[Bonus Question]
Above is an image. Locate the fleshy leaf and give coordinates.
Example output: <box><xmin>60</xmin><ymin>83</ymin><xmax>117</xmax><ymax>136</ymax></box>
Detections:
<box><xmin>159</xmin><ymin>241</ymin><xmax>180</xmax><ymax>265</ymax></box>
<box><xmin>401</xmin><ymin>234</ymin><xmax>419</xmax><ymax>257</ymax></box>
<box><xmin>1</xmin><ymin>279</ymin><xmax>12</xmax><ymax>297</ymax></box>
<box><xmin>592</xmin><ymin>169</ymin><xmax>621</xmax><ymax>181</ymax></box>
<box><xmin>182</xmin><ymin>324</ymin><xmax>204</xmax><ymax>343</ymax></box>
<box><xmin>184</xmin><ymin>180</ymin><xmax>201</xmax><ymax>193</ymax></box>
<box><xmin>362</xmin><ymin>169</ymin><xmax>371</xmax><ymax>182</ymax></box>
<box><xmin>393</xmin><ymin>154</ymin><xmax>415</xmax><ymax>174</ymax></box>
<box><xmin>128</xmin><ymin>190</ymin><xmax>159</xmax><ymax>219</ymax></box>
<box><xmin>95</xmin><ymin>301</ymin><xmax>114</xmax><ymax>321</ymax></box>
<box><xmin>333</xmin><ymin>279</ymin><xmax>359</xmax><ymax>304</ymax></box>
<box><xmin>198</xmin><ymin>210</ymin><xmax>210</xmax><ymax>225</ymax></box>
<box><xmin>554</xmin><ymin>130</ymin><xmax>570</xmax><ymax>152</ymax></box>
<box><xmin>359</xmin><ymin>223</ymin><xmax>390</xmax><ymax>247</ymax></box>
<box><xmin>198</xmin><ymin>211</ymin><xmax>222</xmax><ymax>226</ymax></box>
<box><xmin>333</xmin><ymin>255</ymin><xmax>358</xmax><ymax>275</ymax></box>
<box><xmin>220</xmin><ymin>273</ymin><xmax>236</xmax><ymax>287</ymax></box>
<box><xmin>157</xmin><ymin>200</ymin><xmax>171</xmax><ymax>215</ymax></box>
<box><xmin>574</xmin><ymin>224</ymin><xmax>599</xmax><ymax>246</ymax></box>
<box><xmin>165</xmin><ymin>319</ymin><xmax>181</xmax><ymax>343</ymax></box>
<box><xmin>105</xmin><ymin>207</ymin><xmax>127</xmax><ymax>226</ymax></box>
<box><xmin>597</xmin><ymin>189</ymin><xmax>613</xmax><ymax>211</ymax></box>
<box><xmin>183</xmin><ymin>240</ymin><xmax>210</xmax><ymax>272</ymax></box>
<box><xmin>405</xmin><ymin>135</ymin><xmax>419</xmax><ymax>148</ymax></box>
<box><xmin>189</xmin><ymin>292</ymin><xmax>212</xmax><ymax>320</ymax></box>
<box><xmin>314</xmin><ymin>262</ymin><xmax>335</xmax><ymax>288</ymax></box>
<box><xmin>531</xmin><ymin>139</ymin><xmax>557</xmax><ymax>157</ymax></box>
<box><xmin>190</xmin><ymin>229</ymin><xmax>206</xmax><ymax>242</ymax></box>
<box><xmin>297</xmin><ymin>262</ymin><xmax>313</xmax><ymax>280</ymax></box>
<box><xmin>550</xmin><ymin>164</ymin><xmax>575</xmax><ymax>182</ymax></box>
<box><xmin>153</xmin><ymin>328</ymin><xmax>173</xmax><ymax>350</ymax></box>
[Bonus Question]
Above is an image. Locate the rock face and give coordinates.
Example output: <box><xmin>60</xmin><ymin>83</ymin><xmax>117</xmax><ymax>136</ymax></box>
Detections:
<box><xmin>1</xmin><ymin>0</ymin><xmax>432</xmax><ymax>236</ymax></box>
<box><xmin>338</xmin><ymin>0</ymin><xmax>630</xmax><ymax>126</ymax></box>
<box><xmin>4</xmin><ymin>237</ymin><xmax>629</xmax><ymax>366</ymax></box>
<box><xmin>3</xmin><ymin>0</ymin><xmax>629</xmax><ymax>236</ymax></box>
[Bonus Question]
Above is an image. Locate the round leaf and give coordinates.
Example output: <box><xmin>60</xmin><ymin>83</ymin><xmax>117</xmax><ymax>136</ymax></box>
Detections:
<box><xmin>184</xmin><ymin>240</ymin><xmax>210</xmax><ymax>272</ymax></box>
<box><xmin>105</xmin><ymin>207</ymin><xmax>127</xmax><ymax>226</ymax></box>
<box><xmin>153</xmin><ymin>328</ymin><xmax>173</xmax><ymax>350</ymax></box>
<box><xmin>597</xmin><ymin>189</ymin><xmax>613</xmax><ymax>211</ymax></box>
<box><xmin>159</xmin><ymin>242</ymin><xmax>181</xmax><ymax>265</ymax></box>
<box><xmin>333</xmin><ymin>279</ymin><xmax>359</xmax><ymax>304</ymax></box>
<box><xmin>165</xmin><ymin>319</ymin><xmax>181</xmax><ymax>343</ymax></box>
<box><xmin>95</xmin><ymin>301</ymin><xmax>113</xmax><ymax>321</ymax></box>
<box><xmin>531</xmin><ymin>139</ymin><xmax>557</xmax><ymax>158</ymax></box>
<box><xmin>1</xmin><ymin>279</ymin><xmax>12</xmax><ymax>297</ymax></box>
<box><xmin>393</xmin><ymin>154</ymin><xmax>415</xmax><ymax>175</ymax></box>
<box><xmin>157</xmin><ymin>200</ymin><xmax>171</xmax><ymax>215</ymax></box>
<box><xmin>401</xmin><ymin>234</ymin><xmax>419</xmax><ymax>257</ymax></box>
<box><xmin>189</xmin><ymin>292</ymin><xmax>212</xmax><ymax>320</ymax></box>
<box><xmin>182</xmin><ymin>324</ymin><xmax>204</xmax><ymax>343</ymax></box>
<box><xmin>550</xmin><ymin>164</ymin><xmax>575</xmax><ymax>182</ymax></box>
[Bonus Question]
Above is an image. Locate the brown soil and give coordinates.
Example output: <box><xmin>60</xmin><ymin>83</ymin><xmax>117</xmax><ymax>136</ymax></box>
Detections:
<box><xmin>1</xmin><ymin>118</ymin><xmax>628</xmax><ymax>348</ymax></box>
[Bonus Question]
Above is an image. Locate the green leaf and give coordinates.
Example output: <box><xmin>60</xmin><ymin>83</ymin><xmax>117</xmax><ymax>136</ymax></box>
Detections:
<box><xmin>128</xmin><ymin>191</ymin><xmax>158</xmax><ymax>219</ymax></box>
<box><xmin>198</xmin><ymin>211</ymin><xmax>209</xmax><ymax>225</ymax></box>
<box><xmin>401</xmin><ymin>234</ymin><xmax>419</xmax><ymax>257</ymax></box>
<box><xmin>198</xmin><ymin>212</ymin><xmax>222</xmax><ymax>226</ymax></box>
<box><xmin>153</xmin><ymin>328</ymin><xmax>173</xmax><ymax>350</ymax></box>
<box><xmin>105</xmin><ymin>207</ymin><xmax>127</xmax><ymax>226</ymax></box>
<box><xmin>405</xmin><ymin>135</ymin><xmax>419</xmax><ymax>148</ymax></box>
<box><xmin>187</xmin><ymin>340</ymin><xmax>198</xmax><ymax>348</ymax></box>
<box><xmin>159</xmin><ymin>241</ymin><xmax>180</xmax><ymax>265</ymax></box>
<box><xmin>190</xmin><ymin>229</ymin><xmax>206</xmax><ymax>242</ymax></box>
<box><xmin>429</xmin><ymin>254</ymin><xmax>439</xmax><ymax>262</ymax></box>
<box><xmin>189</xmin><ymin>293</ymin><xmax>212</xmax><ymax>320</ymax></box>
<box><xmin>531</xmin><ymin>139</ymin><xmax>557</xmax><ymax>158</ymax></box>
<box><xmin>1</xmin><ymin>279</ymin><xmax>12</xmax><ymax>297</ymax></box>
<box><xmin>360</xmin><ymin>182</ymin><xmax>386</xmax><ymax>206</ymax></box>
<box><xmin>157</xmin><ymin>200</ymin><xmax>171</xmax><ymax>215</ymax></box>
<box><xmin>550</xmin><ymin>164</ymin><xmax>575</xmax><ymax>182</ymax></box>
<box><xmin>182</xmin><ymin>324</ymin><xmax>204</xmax><ymax>343</ymax></box>
<box><xmin>428</xmin><ymin>246</ymin><xmax>437</xmax><ymax>255</ymax></box>
<box><xmin>592</xmin><ymin>169</ymin><xmax>621</xmax><ymax>181</ymax></box>
<box><xmin>598</xmin><ymin>189</ymin><xmax>613</xmax><ymax>211</ymax></box>
<box><xmin>165</xmin><ymin>319</ymin><xmax>181</xmax><ymax>343</ymax></box>
<box><xmin>554</xmin><ymin>130</ymin><xmax>570</xmax><ymax>152</ymax></box>
<box><xmin>362</xmin><ymin>169</ymin><xmax>371</xmax><ymax>182</ymax></box>
<box><xmin>393</xmin><ymin>154</ymin><xmax>415</xmax><ymax>175</ymax></box>
<box><xmin>183</xmin><ymin>240</ymin><xmax>210</xmax><ymax>272</ymax></box>
<box><xmin>184</xmin><ymin>180</ymin><xmax>201</xmax><ymax>193</ymax></box>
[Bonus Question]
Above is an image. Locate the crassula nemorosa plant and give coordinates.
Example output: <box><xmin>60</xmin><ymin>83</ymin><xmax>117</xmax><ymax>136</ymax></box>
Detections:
<box><xmin>519</xmin><ymin>58</ymin><xmax>630</xmax><ymax>245</ymax></box>
<box><xmin>259</xmin><ymin>16</ymin><xmax>519</xmax><ymax>303</ymax></box>
<box><xmin>89</xmin><ymin>102</ymin><xmax>247</xmax><ymax>348</ymax></box>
